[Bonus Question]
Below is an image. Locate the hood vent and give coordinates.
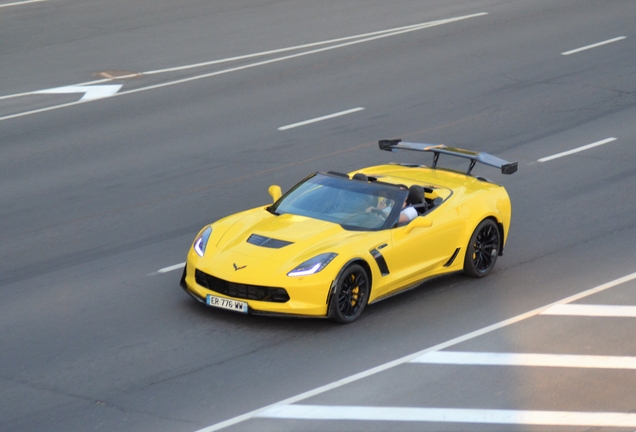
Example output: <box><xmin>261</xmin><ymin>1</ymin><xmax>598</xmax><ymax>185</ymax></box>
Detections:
<box><xmin>247</xmin><ymin>234</ymin><xmax>293</xmax><ymax>249</ymax></box>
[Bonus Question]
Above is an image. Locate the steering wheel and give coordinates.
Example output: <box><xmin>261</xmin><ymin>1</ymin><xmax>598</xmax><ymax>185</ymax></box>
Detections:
<box><xmin>369</xmin><ymin>207</ymin><xmax>388</xmax><ymax>220</ymax></box>
<box><xmin>342</xmin><ymin>212</ymin><xmax>385</xmax><ymax>227</ymax></box>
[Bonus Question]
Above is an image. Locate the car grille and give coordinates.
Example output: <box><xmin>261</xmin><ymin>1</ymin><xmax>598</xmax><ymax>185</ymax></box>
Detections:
<box><xmin>195</xmin><ymin>269</ymin><xmax>290</xmax><ymax>303</ymax></box>
<box><xmin>246</xmin><ymin>234</ymin><xmax>293</xmax><ymax>249</ymax></box>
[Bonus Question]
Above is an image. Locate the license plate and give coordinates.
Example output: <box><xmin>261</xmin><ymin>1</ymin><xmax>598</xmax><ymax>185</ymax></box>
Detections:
<box><xmin>206</xmin><ymin>294</ymin><xmax>248</xmax><ymax>314</ymax></box>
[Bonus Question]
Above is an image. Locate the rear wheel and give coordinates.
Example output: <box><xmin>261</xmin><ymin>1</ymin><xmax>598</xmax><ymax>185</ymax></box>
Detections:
<box><xmin>328</xmin><ymin>264</ymin><xmax>370</xmax><ymax>323</ymax></box>
<box><xmin>464</xmin><ymin>219</ymin><xmax>500</xmax><ymax>278</ymax></box>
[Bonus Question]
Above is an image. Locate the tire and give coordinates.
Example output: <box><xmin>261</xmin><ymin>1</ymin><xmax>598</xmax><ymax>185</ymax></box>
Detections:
<box><xmin>328</xmin><ymin>264</ymin><xmax>370</xmax><ymax>323</ymax></box>
<box><xmin>179</xmin><ymin>265</ymin><xmax>187</xmax><ymax>289</ymax></box>
<box><xmin>464</xmin><ymin>218</ymin><xmax>500</xmax><ymax>278</ymax></box>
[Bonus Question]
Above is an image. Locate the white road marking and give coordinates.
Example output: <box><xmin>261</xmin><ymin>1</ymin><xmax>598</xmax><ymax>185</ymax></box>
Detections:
<box><xmin>0</xmin><ymin>0</ymin><xmax>44</xmax><ymax>8</ymax></box>
<box><xmin>542</xmin><ymin>303</ymin><xmax>636</xmax><ymax>317</ymax></box>
<box><xmin>561</xmin><ymin>37</ymin><xmax>626</xmax><ymax>55</ymax></box>
<box><xmin>278</xmin><ymin>108</ymin><xmax>364</xmax><ymax>130</ymax></box>
<box><xmin>158</xmin><ymin>262</ymin><xmax>185</xmax><ymax>273</ymax></box>
<box><xmin>257</xmin><ymin>405</ymin><xmax>636</xmax><ymax>427</ymax></box>
<box><xmin>537</xmin><ymin>137</ymin><xmax>616</xmax><ymax>162</ymax></box>
<box><xmin>411</xmin><ymin>351</ymin><xmax>636</xmax><ymax>369</ymax></box>
<box><xmin>192</xmin><ymin>270</ymin><xmax>636</xmax><ymax>432</ymax></box>
<box><xmin>34</xmin><ymin>85</ymin><xmax>122</xmax><ymax>101</ymax></box>
<box><xmin>0</xmin><ymin>12</ymin><xmax>488</xmax><ymax>122</ymax></box>
<box><xmin>142</xmin><ymin>17</ymin><xmax>486</xmax><ymax>76</ymax></box>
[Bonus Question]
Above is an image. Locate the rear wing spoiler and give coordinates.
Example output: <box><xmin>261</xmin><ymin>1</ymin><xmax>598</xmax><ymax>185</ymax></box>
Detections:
<box><xmin>379</xmin><ymin>139</ymin><xmax>518</xmax><ymax>175</ymax></box>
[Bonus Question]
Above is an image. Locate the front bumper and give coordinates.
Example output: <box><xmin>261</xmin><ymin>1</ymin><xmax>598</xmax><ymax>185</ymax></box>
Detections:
<box><xmin>181</xmin><ymin>262</ymin><xmax>332</xmax><ymax>317</ymax></box>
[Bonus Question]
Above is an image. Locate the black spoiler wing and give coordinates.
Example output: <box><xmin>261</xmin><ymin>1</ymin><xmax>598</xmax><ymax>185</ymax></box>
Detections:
<box><xmin>379</xmin><ymin>139</ymin><xmax>518</xmax><ymax>175</ymax></box>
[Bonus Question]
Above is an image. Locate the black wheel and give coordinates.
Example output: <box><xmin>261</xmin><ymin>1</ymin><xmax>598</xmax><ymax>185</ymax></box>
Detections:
<box><xmin>179</xmin><ymin>265</ymin><xmax>187</xmax><ymax>289</ymax></box>
<box><xmin>328</xmin><ymin>264</ymin><xmax>370</xmax><ymax>323</ymax></box>
<box><xmin>464</xmin><ymin>219</ymin><xmax>500</xmax><ymax>278</ymax></box>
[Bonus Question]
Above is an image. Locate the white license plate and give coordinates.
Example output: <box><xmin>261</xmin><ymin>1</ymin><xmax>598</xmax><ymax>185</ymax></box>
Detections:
<box><xmin>206</xmin><ymin>294</ymin><xmax>248</xmax><ymax>314</ymax></box>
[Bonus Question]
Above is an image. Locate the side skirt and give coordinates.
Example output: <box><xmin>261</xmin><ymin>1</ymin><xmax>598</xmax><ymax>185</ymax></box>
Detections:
<box><xmin>369</xmin><ymin>271</ymin><xmax>461</xmax><ymax>304</ymax></box>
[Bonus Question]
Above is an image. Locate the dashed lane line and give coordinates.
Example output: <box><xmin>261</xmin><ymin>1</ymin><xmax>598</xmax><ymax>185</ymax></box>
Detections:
<box><xmin>537</xmin><ymin>137</ymin><xmax>617</xmax><ymax>162</ymax></box>
<box><xmin>0</xmin><ymin>0</ymin><xmax>44</xmax><ymax>8</ymax></box>
<box><xmin>561</xmin><ymin>37</ymin><xmax>626</xmax><ymax>55</ymax></box>
<box><xmin>158</xmin><ymin>262</ymin><xmax>185</xmax><ymax>274</ymax></box>
<box><xmin>278</xmin><ymin>107</ymin><xmax>364</xmax><ymax>130</ymax></box>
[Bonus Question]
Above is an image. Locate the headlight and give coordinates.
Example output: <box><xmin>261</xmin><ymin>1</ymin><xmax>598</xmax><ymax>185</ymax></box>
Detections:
<box><xmin>193</xmin><ymin>226</ymin><xmax>212</xmax><ymax>257</ymax></box>
<box><xmin>287</xmin><ymin>253</ymin><xmax>337</xmax><ymax>277</ymax></box>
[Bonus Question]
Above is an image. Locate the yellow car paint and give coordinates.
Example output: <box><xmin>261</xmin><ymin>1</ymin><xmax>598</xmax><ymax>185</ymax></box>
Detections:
<box><xmin>182</xmin><ymin>161</ymin><xmax>512</xmax><ymax>320</ymax></box>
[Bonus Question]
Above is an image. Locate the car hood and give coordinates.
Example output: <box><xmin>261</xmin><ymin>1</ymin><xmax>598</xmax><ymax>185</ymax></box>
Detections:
<box><xmin>212</xmin><ymin>209</ymin><xmax>365</xmax><ymax>265</ymax></box>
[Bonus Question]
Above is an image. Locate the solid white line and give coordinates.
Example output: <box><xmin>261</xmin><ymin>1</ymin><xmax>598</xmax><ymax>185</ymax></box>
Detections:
<box><xmin>192</xmin><ymin>270</ymin><xmax>636</xmax><ymax>432</ymax></box>
<box><xmin>0</xmin><ymin>0</ymin><xmax>44</xmax><ymax>8</ymax></box>
<box><xmin>278</xmin><ymin>108</ymin><xmax>364</xmax><ymax>130</ymax></box>
<box><xmin>411</xmin><ymin>351</ymin><xmax>636</xmax><ymax>369</ymax></box>
<box><xmin>158</xmin><ymin>262</ymin><xmax>185</xmax><ymax>273</ymax></box>
<box><xmin>143</xmin><ymin>16</ymin><xmax>485</xmax><ymax>75</ymax></box>
<box><xmin>0</xmin><ymin>12</ymin><xmax>488</xmax><ymax>122</ymax></box>
<box><xmin>537</xmin><ymin>137</ymin><xmax>616</xmax><ymax>162</ymax></box>
<box><xmin>542</xmin><ymin>303</ymin><xmax>636</xmax><ymax>317</ymax></box>
<box><xmin>561</xmin><ymin>37</ymin><xmax>626</xmax><ymax>55</ymax></box>
<box><xmin>258</xmin><ymin>405</ymin><xmax>636</xmax><ymax>427</ymax></box>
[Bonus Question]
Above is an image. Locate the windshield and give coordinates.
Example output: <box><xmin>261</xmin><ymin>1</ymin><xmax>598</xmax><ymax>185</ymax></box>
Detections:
<box><xmin>270</xmin><ymin>173</ymin><xmax>407</xmax><ymax>231</ymax></box>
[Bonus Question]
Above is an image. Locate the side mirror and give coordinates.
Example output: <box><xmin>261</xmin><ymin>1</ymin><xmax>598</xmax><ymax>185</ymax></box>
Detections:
<box><xmin>404</xmin><ymin>216</ymin><xmax>433</xmax><ymax>234</ymax></box>
<box><xmin>268</xmin><ymin>185</ymin><xmax>282</xmax><ymax>203</ymax></box>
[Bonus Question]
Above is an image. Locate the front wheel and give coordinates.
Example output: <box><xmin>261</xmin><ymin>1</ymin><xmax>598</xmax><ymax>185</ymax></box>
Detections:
<box><xmin>464</xmin><ymin>219</ymin><xmax>500</xmax><ymax>278</ymax></box>
<box><xmin>328</xmin><ymin>264</ymin><xmax>370</xmax><ymax>323</ymax></box>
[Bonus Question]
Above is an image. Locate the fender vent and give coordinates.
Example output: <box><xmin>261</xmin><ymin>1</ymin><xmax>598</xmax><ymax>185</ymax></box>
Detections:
<box><xmin>247</xmin><ymin>234</ymin><xmax>293</xmax><ymax>249</ymax></box>
<box><xmin>443</xmin><ymin>248</ymin><xmax>461</xmax><ymax>267</ymax></box>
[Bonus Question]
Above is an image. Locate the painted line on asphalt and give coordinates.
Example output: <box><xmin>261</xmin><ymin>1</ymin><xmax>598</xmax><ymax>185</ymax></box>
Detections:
<box><xmin>561</xmin><ymin>37</ymin><xmax>626</xmax><ymax>55</ymax></box>
<box><xmin>537</xmin><ymin>137</ymin><xmax>616</xmax><ymax>162</ymax></box>
<box><xmin>278</xmin><ymin>108</ymin><xmax>364</xmax><ymax>130</ymax></box>
<box><xmin>542</xmin><ymin>303</ymin><xmax>636</xmax><ymax>317</ymax></box>
<box><xmin>158</xmin><ymin>262</ymin><xmax>185</xmax><ymax>274</ymax></box>
<box><xmin>411</xmin><ymin>351</ymin><xmax>636</xmax><ymax>369</ymax></box>
<box><xmin>192</xmin><ymin>270</ymin><xmax>636</xmax><ymax>432</ymax></box>
<box><xmin>0</xmin><ymin>0</ymin><xmax>44</xmax><ymax>8</ymax></box>
<box><xmin>257</xmin><ymin>405</ymin><xmax>636</xmax><ymax>427</ymax></box>
<box><xmin>0</xmin><ymin>19</ymin><xmax>457</xmax><ymax>99</ymax></box>
<box><xmin>34</xmin><ymin>84</ymin><xmax>122</xmax><ymax>101</ymax></box>
<box><xmin>0</xmin><ymin>12</ymin><xmax>488</xmax><ymax>122</ymax></box>
<box><xmin>142</xmin><ymin>18</ymin><xmax>486</xmax><ymax>76</ymax></box>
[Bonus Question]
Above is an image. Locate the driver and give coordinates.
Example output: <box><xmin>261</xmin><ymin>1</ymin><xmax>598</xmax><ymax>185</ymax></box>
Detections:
<box><xmin>398</xmin><ymin>199</ymin><xmax>418</xmax><ymax>224</ymax></box>
<box><xmin>366</xmin><ymin>191</ymin><xmax>394</xmax><ymax>217</ymax></box>
<box><xmin>366</xmin><ymin>188</ymin><xmax>417</xmax><ymax>224</ymax></box>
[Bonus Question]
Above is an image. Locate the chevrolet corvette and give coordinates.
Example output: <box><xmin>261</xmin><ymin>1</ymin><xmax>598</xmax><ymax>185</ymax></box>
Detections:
<box><xmin>180</xmin><ymin>140</ymin><xmax>517</xmax><ymax>323</ymax></box>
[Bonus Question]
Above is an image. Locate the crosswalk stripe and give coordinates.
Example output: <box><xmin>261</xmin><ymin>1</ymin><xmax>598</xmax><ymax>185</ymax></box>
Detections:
<box><xmin>541</xmin><ymin>304</ymin><xmax>636</xmax><ymax>317</ymax></box>
<box><xmin>410</xmin><ymin>351</ymin><xmax>636</xmax><ymax>369</ymax></box>
<box><xmin>258</xmin><ymin>405</ymin><xmax>636</xmax><ymax>427</ymax></box>
<box><xmin>194</xmin><ymin>270</ymin><xmax>636</xmax><ymax>432</ymax></box>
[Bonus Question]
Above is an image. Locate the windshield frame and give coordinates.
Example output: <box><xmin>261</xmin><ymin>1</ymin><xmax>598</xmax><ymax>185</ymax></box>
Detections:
<box><xmin>268</xmin><ymin>172</ymin><xmax>408</xmax><ymax>231</ymax></box>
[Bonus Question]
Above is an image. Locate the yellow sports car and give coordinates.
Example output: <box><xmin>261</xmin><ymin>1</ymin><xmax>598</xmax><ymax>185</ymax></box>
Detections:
<box><xmin>180</xmin><ymin>140</ymin><xmax>517</xmax><ymax>323</ymax></box>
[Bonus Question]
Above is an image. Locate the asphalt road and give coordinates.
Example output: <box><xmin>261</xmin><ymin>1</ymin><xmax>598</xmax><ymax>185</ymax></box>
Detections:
<box><xmin>1</xmin><ymin>1</ymin><xmax>635</xmax><ymax>431</ymax></box>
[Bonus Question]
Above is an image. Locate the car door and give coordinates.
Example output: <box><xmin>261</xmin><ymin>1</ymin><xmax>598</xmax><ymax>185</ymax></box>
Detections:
<box><xmin>380</xmin><ymin>204</ymin><xmax>464</xmax><ymax>297</ymax></box>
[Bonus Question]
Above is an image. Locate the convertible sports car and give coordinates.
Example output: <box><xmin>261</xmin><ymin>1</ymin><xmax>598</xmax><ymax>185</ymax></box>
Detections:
<box><xmin>180</xmin><ymin>140</ymin><xmax>517</xmax><ymax>323</ymax></box>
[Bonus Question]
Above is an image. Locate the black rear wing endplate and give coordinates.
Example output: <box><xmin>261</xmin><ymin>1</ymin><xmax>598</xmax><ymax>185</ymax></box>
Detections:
<box><xmin>379</xmin><ymin>139</ymin><xmax>517</xmax><ymax>175</ymax></box>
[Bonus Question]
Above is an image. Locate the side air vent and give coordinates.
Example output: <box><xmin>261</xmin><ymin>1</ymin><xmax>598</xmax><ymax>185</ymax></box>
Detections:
<box><xmin>247</xmin><ymin>234</ymin><xmax>293</xmax><ymax>249</ymax></box>
<box><xmin>443</xmin><ymin>248</ymin><xmax>461</xmax><ymax>267</ymax></box>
